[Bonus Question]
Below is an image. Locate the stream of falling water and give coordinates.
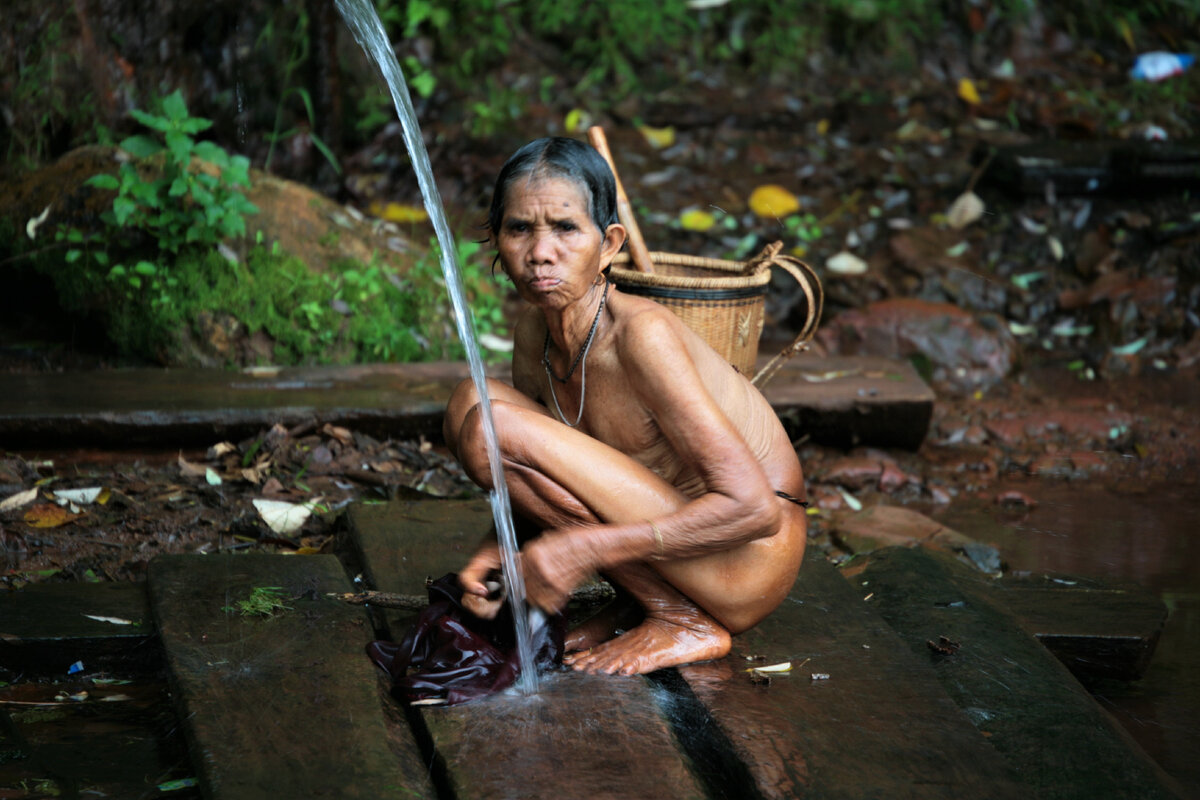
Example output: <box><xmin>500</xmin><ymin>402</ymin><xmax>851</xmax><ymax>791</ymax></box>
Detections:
<box><xmin>334</xmin><ymin>0</ymin><xmax>539</xmax><ymax>694</ymax></box>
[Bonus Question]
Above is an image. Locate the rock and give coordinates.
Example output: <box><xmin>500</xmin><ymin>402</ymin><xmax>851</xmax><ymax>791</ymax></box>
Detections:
<box><xmin>827</xmin><ymin>503</ymin><xmax>1001</xmax><ymax>573</ymax></box>
<box><xmin>817</xmin><ymin>298</ymin><xmax>1019</xmax><ymax>391</ymax></box>
<box><xmin>0</xmin><ymin>145</ymin><xmax>421</xmax><ymax>278</ymax></box>
<box><xmin>820</xmin><ymin>456</ymin><xmax>884</xmax><ymax>490</ymax></box>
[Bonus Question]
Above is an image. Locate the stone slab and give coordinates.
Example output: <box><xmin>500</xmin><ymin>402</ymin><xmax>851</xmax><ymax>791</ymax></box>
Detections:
<box><xmin>347</xmin><ymin>497</ymin><xmax>707</xmax><ymax>800</ymax></box>
<box><xmin>679</xmin><ymin>549</ymin><xmax>1026</xmax><ymax>800</ymax></box>
<box><xmin>0</xmin><ymin>580</ymin><xmax>159</xmax><ymax>675</ymax></box>
<box><xmin>146</xmin><ymin>553</ymin><xmax>434</xmax><ymax>800</ymax></box>
<box><xmin>0</xmin><ymin>354</ymin><xmax>932</xmax><ymax>450</ymax></box>
<box><xmin>853</xmin><ymin>546</ymin><xmax>1186</xmax><ymax>800</ymax></box>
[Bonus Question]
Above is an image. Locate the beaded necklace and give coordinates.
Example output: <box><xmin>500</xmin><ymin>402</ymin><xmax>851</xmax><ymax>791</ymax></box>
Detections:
<box><xmin>542</xmin><ymin>280</ymin><xmax>609</xmax><ymax>427</ymax></box>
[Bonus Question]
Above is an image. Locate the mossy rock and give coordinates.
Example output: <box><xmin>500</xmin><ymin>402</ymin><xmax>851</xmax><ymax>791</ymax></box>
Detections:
<box><xmin>0</xmin><ymin>145</ymin><xmax>424</xmax><ymax>276</ymax></box>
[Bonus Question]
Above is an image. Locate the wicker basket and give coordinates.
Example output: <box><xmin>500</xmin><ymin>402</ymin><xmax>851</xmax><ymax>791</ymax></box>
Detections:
<box><xmin>609</xmin><ymin>241</ymin><xmax>823</xmax><ymax>386</ymax></box>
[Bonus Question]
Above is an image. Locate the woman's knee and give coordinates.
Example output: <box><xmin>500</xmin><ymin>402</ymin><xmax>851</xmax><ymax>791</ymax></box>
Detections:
<box><xmin>443</xmin><ymin>378</ymin><xmax>485</xmax><ymax>455</ymax></box>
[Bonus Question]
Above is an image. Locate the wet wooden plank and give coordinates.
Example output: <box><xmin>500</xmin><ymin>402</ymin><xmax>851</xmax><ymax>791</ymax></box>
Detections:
<box><xmin>147</xmin><ymin>553</ymin><xmax>434</xmax><ymax>800</ymax></box>
<box><xmin>763</xmin><ymin>354</ymin><xmax>934</xmax><ymax>450</ymax></box>
<box><xmin>852</xmin><ymin>546</ymin><xmax>1186</xmax><ymax>800</ymax></box>
<box><xmin>680</xmin><ymin>549</ymin><xmax>1025</xmax><ymax>800</ymax></box>
<box><xmin>0</xmin><ymin>581</ymin><xmax>159</xmax><ymax>675</ymax></box>
<box><xmin>0</xmin><ymin>355</ymin><xmax>931</xmax><ymax>449</ymax></box>
<box><xmin>349</xmin><ymin>497</ymin><xmax>707</xmax><ymax>800</ymax></box>
<box><xmin>989</xmin><ymin>572</ymin><xmax>1168</xmax><ymax>681</ymax></box>
<box><xmin>347</xmin><ymin>493</ymin><xmax>491</xmax><ymax>595</ymax></box>
<box><xmin>420</xmin><ymin>671</ymin><xmax>706</xmax><ymax>800</ymax></box>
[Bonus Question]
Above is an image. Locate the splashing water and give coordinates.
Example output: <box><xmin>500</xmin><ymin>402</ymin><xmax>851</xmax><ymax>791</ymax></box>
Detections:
<box><xmin>335</xmin><ymin>0</ymin><xmax>538</xmax><ymax>694</ymax></box>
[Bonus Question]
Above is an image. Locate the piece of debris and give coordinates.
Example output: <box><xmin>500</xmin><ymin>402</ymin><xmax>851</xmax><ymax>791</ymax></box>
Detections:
<box><xmin>927</xmin><ymin>635</ymin><xmax>962</xmax><ymax>656</ymax></box>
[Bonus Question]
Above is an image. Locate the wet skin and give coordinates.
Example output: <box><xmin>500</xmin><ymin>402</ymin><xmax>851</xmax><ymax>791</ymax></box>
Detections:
<box><xmin>444</xmin><ymin>175</ymin><xmax>806</xmax><ymax>675</ymax></box>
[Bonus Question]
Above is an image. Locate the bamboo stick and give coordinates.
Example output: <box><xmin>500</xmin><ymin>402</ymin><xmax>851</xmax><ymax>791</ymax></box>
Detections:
<box><xmin>587</xmin><ymin>126</ymin><xmax>655</xmax><ymax>274</ymax></box>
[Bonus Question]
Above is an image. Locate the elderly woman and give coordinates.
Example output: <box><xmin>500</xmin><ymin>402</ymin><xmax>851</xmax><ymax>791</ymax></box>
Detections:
<box><xmin>444</xmin><ymin>137</ymin><xmax>807</xmax><ymax>676</ymax></box>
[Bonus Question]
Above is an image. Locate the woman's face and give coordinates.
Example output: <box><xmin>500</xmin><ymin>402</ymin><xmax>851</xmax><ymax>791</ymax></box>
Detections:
<box><xmin>496</xmin><ymin>176</ymin><xmax>623</xmax><ymax>311</ymax></box>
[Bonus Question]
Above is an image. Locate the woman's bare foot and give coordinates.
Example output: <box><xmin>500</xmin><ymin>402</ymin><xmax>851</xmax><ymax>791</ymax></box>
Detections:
<box><xmin>563</xmin><ymin>598</ymin><xmax>642</xmax><ymax>652</ymax></box>
<box><xmin>564</xmin><ymin>603</ymin><xmax>731</xmax><ymax>675</ymax></box>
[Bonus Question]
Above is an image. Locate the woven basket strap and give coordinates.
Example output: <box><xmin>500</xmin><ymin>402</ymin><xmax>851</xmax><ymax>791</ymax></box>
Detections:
<box><xmin>751</xmin><ymin>254</ymin><xmax>825</xmax><ymax>388</ymax></box>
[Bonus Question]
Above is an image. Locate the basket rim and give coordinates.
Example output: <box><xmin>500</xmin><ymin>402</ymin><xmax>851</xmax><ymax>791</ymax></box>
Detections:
<box><xmin>610</xmin><ymin>252</ymin><xmax>770</xmax><ymax>290</ymax></box>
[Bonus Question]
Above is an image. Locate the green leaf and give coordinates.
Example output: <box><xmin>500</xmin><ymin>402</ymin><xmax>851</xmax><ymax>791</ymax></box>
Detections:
<box><xmin>134</xmin><ymin>261</ymin><xmax>157</xmax><ymax>276</ymax></box>
<box><xmin>65</xmin><ymin>249</ymin><xmax>82</xmax><ymax>263</ymax></box>
<box><xmin>192</xmin><ymin>140</ymin><xmax>227</xmax><ymax>165</ymax></box>
<box><xmin>161</xmin><ymin>90</ymin><xmax>188</xmax><ymax>122</ymax></box>
<box><xmin>169</xmin><ymin>176</ymin><xmax>189</xmax><ymax>197</ymax></box>
<box><xmin>120</xmin><ymin>134</ymin><xmax>164</xmax><ymax>157</ymax></box>
<box><xmin>129</xmin><ymin>108</ymin><xmax>170</xmax><ymax>133</ymax></box>
<box><xmin>107</xmin><ymin>264</ymin><xmax>127</xmax><ymax>278</ymax></box>
<box><xmin>179</xmin><ymin>116</ymin><xmax>213</xmax><ymax>135</ymax></box>
<box><xmin>165</xmin><ymin>131</ymin><xmax>193</xmax><ymax>165</ymax></box>
<box><xmin>410</xmin><ymin>70</ymin><xmax>437</xmax><ymax>99</ymax></box>
<box><xmin>94</xmin><ymin>250</ymin><xmax>110</xmax><ymax>266</ymax></box>
<box><xmin>66</xmin><ymin>228</ymin><xmax>85</xmax><ymax>243</ymax></box>
<box><xmin>86</xmin><ymin>173</ymin><xmax>120</xmax><ymax>190</ymax></box>
<box><xmin>113</xmin><ymin>196</ymin><xmax>137</xmax><ymax>225</ymax></box>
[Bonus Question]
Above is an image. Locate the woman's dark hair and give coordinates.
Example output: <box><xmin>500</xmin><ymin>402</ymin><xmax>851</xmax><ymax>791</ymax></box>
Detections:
<box><xmin>486</xmin><ymin>137</ymin><xmax>619</xmax><ymax>238</ymax></box>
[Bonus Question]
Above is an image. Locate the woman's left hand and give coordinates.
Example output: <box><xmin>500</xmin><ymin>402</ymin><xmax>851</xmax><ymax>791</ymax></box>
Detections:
<box><xmin>521</xmin><ymin>530</ymin><xmax>596</xmax><ymax>614</ymax></box>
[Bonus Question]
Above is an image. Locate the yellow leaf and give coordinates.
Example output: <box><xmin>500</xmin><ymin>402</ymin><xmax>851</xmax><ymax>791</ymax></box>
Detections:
<box><xmin>748</xmin><ymin>185</ymin><xmax>800</xmax><ymax>219</ymax></box>
<box><xmin>816</xmin><ymin>118</ymin><xmax>830</xmax><ymax>136</ymax></box>
<box><xmin>958</xmin><ymin>77</ymin><xmax>981</xmax><ymax>105</ymax></box>
<box><xmin>24</xmin><ymin>503</ymin><xmax>79</xmax><ymax>528</ymax></box>
<box><xmin>564</xmin><ymin>108</ymin><xmax>592</xmax><ymax>133</ymax></box>
<box><xmin>368</xmin><ymin>201</ymin><xmax>429</xmax><ymax>224</ymax></box>
<box><xmin>679</xmin><ymin>208</ymin><xmax>716</xmax><ymax>232</ymax></box>
<box><xmin>638</xmin><ymin>125</ymin><xmax>676</xmax><ymax>149</ymax></box>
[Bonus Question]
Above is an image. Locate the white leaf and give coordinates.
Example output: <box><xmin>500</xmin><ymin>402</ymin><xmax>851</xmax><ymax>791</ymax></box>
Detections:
<box><xmin>0</xmin><ymin>487</ymin><xmax>38</xmax><ymax>513</ymax></box>
<box><xmin>1048</xmin><ymin>236</ymin><xmax>1064</xmax><ymax>262</ymax></box>
<box><xmin>26</xmin><ymin>205</ymin><xmax>51</xmax><ymax>240</ymax></box>
<box><xmin>479</xmin><ymin>332</ymin><xmax>514</xmax><ymax>352</ymax></box>
<box><xmin>83</xmin><ymin>614</ymin><xmax>135</xmax><ymax>625</ymax></box>
<box><xmin>205</xmin><ymin>468</ymin><xmax>222</xmax><ymax>486</ymax></box>
<box><xmin>838</xmin><ymin>487</ymin><xmax>863</xmax><ymax>511</ymax></box>
<box><xmin>54</xmin><ymin>487</ymin><xmax>102</xmax><ymax>505</ymax></box>
<box><xmin>253</xmin><ymin>499</ymin><xmax>313</xmax><ymax>535</ymax></box>
<box><xmin>825</xmin><ymin>251</ymin><xmax>868</xmax><ymax>275</ymax></box>
<box><xmin>946</xmin><ymin>191</ymin><xmax>985</xmax><ymax>229</ymax></box>
<box><xmin>746</xmin><ymin>661</ymin><xmax>792</xmax><ymax>673</ymax></box>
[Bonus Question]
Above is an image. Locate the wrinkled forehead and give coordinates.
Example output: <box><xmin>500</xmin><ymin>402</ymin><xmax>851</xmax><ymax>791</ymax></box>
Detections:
<box><xmin>504</xmin><ymin>168</ymin><xmax>597</xmax><ymax>224</ymax></box>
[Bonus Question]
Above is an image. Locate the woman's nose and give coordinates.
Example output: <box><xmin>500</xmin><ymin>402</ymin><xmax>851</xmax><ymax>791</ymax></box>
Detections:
<box><xmin>529</xmin><ymin>230</ymin><xmax>555</xmax><ymax>262</ymax></box>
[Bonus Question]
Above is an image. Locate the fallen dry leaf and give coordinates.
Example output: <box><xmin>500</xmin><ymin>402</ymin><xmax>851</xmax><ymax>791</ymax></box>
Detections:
<box><xmin>946</xmin><ymin>191</ymin><xmax>985</xmax><ymax>229</ymax></box>
<box><xmin>24</xmin><ymin>503</ymin><xmax>80</xmax><ymax>528</ymax></box>
<box><xmin>0</xmin><ymin>487</ymin><xmax>38</xmax><ymax>513</ymax></box>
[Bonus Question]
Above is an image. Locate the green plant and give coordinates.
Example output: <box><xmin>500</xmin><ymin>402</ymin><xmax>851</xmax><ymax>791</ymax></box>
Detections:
<box><xmin>224</xmin><ymin>586</ymin><xmax>291</xmax><ymax>617</ymax></box>
<box><xmin>259</xmin><ymin>8</ymin><xmax>342</xmax><ymax>175</ymax></box>
<box><xmin>2</xmin><ymin>19</ymin><xmax>99</xmax><ymax>171</ymax></box>
<box><xmin>59</xmin><ymin>90</ymin><xmax>258</xmax><ymax>311</ymax></box>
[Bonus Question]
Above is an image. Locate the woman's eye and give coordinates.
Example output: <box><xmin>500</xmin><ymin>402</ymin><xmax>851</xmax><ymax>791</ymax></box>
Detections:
<box><xmin>555</xmin><ymin>220</ymin><xmax>578</xmax><ymax>232</ymax></box>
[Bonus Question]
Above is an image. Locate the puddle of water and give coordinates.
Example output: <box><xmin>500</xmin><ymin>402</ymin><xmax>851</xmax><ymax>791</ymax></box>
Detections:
<box><xmin>931</xmin><ymin>480</ymin><xmax>1200</xmax><ymax>795</ymax></box>
<box><xmin>0</xmin><ymin>676</ymin><xmax>198</xmax><ymax>799</ymax></box>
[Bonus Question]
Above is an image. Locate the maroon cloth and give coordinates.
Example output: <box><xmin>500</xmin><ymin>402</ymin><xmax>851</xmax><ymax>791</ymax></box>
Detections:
<box><xmin>366</xmin><ymin>573</ymin><xmax>565</xmax><ymax>706</ymax></box>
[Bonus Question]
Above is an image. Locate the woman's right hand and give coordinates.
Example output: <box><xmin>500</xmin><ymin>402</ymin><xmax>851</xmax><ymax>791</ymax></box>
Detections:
<box><xmin>458</xmin><ymin>541</ymin><xmax>505</xmax><ymax>619</ymax></box>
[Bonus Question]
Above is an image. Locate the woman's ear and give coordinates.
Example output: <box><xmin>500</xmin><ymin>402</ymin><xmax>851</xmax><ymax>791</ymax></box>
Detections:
<box><xmin>601</xmin><ymin>223</ymin><xmax>627</xmax><ymax>266</ymax></box>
